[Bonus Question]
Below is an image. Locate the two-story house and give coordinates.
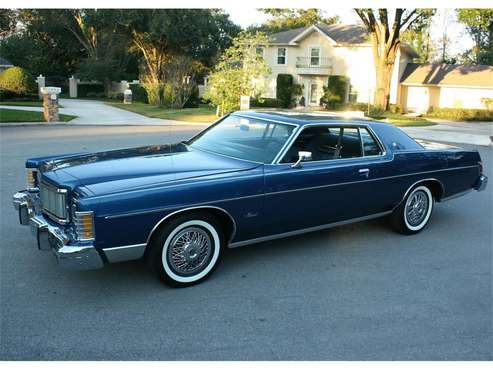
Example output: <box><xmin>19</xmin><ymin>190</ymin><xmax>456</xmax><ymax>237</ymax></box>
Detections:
<box><xmin>259</xmin><ymin>23</ymin><xmax>418</xmax><ymax>107</ymax></box>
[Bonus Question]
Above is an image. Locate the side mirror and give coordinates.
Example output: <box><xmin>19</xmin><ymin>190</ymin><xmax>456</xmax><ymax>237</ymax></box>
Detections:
<box><xmin>291</xmin><ymin>151</ymin><xmax>312</xmax><ymax>168</ymax></box>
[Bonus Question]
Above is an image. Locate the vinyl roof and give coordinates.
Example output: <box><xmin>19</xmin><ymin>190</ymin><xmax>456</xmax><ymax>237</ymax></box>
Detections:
<box><xmin>232</xmin><ymin>110</ymin><xmax>377</xmax><ymax>126</ymax></box>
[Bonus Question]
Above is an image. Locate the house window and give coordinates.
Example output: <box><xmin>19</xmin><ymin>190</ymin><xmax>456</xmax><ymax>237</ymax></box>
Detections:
<box><xmin>256</xmin><ymin>47</ymin><xmax>264</xmax><ymax>58</ymax></box>
<box><xmin>310</xmin><ymin>47</ymin><xmax>320</xmax><ymax>66</ymax></box>
<box><xmin>277</xmin><ymin>48</ymin><xmax>287</xmax><ymax>65</ymax></box>
<box><xmin>348</xmin><ymin>84</ymin><xmax>358</xmax><ymax>103</ymax></box>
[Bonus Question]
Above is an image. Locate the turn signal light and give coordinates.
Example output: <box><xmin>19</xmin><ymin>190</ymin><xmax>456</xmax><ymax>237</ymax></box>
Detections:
<box><xmin>26</xmin><ymin>168</ymin><xmax>37</xmax><ymax>189</ymax></box>
<box><xmin>74</xmin><ymin>211</ymin><xmax>95</xmax><ymax>240</ymax></box>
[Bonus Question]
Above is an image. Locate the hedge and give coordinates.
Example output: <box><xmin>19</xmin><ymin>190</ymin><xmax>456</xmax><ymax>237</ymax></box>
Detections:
<box><xmin>251</xmin><ymin>97</ymin><xmax>281</xmax><ymax>108</ymax></box>
<box><xmin>425</xmin><ymin>107</ymin><xmax>493</xmax><ymax>122</ymax></box>
<box><xmin>276</xmin><ymin>74</ymin><xmax>293</xmax><ymax>108</ymax></box>
<box><xmin>0</xmin><ymin>67</ymin><xmax>36</xmax><ymax>97</ymax></box>
<box><xmin>78</xmin><ymin>83</ymin><xmax>104</xmax><ymax>98</ymax></box>
<box><xmin>320</xmin><ymin>76</ymin><xmax>349</xmax><ymax>109</ymax></box>
<box><xmin>129</xmin><ymin>84</ymin><xmax>148</xmax><ymax>103</ymax></box>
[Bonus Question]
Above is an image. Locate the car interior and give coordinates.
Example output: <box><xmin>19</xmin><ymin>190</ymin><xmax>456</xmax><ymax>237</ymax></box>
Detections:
<box><xmin>281</xmin><ymin>126</ymin><xmax>365</xmax><ymax>163</ymax></box>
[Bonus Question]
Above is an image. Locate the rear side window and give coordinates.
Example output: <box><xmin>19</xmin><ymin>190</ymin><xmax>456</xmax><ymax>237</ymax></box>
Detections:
<box><xmin>360</xmin><ymin>128</ymin><xmax>382</xmax><ymax>156</ymax></box>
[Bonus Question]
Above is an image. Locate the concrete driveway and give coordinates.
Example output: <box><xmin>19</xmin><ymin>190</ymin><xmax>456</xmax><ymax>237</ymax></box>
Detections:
<box><xmin>0</xmin><ymin>99</ymin><xmax>200</xmax><ymax>126</ymax></box>
<box><xmin>402</xmin><ymin>121</ymin><xmax>493</xmax><ymax>147</ymax></box>
<box><xmin>1</xmin><ymin>125</ymin><xmax>491</xmax><ymax>360</ymax></box>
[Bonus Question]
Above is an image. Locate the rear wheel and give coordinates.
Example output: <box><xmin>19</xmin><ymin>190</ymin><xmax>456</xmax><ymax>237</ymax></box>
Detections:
<box><xmin>390</xmin><ymin>185</ymin><xmax>434</xmax><ymax>235</ymax></box>
<box><xmin>148</xmin><ymin>212</ymin><xmax>224</xmax><ymax>287</ymax></box>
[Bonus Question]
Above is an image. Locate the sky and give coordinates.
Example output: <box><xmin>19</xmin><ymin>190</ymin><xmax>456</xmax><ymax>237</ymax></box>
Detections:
<box><xmin>224</xmin><ymin>8</ymin><xmax>474</xmax><ymax>58</ymax></box>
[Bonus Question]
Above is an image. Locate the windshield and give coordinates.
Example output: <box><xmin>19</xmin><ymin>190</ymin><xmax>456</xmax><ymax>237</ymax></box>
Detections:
<box><xmin>188</xmin><ymin>115</ymin><xmax>296</xmax><ymax>163</ymax></box>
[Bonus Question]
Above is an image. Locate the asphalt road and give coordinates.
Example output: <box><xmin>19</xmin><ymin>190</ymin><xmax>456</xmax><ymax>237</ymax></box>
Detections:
<box><xmin>1</xmin><ymin>125</ymin><xmax>492</xmax><ymax>360</ymax></box>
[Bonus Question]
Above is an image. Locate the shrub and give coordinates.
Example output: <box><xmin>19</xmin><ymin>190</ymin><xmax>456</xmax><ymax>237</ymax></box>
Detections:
<box><xmin>162</xmin><ymin>83</ymin><xmax>174</xmax><ymax>107</ymax></box>
<box><xmin>481</xmin><ymin>97</ymin><xmax>493</xmax><ymax>111</ymax></box>
<box><xmin>78</xmin><ymin>83</ymin><xmax>104</xmax><ymax>98</ymax></box>
<box><xmin>0</xmin><ymin>67</ymin><xmax>36</xmax><ymax>97</ymax></box>
<box><xmin>276</xmin><ymin>74</ymin><xmax>294</xmax><ymax>108</ymax></box>
<box><xmin>425</xmin><ymin>107</ymin><xmax>493</xmax><ymax>121</ymax></box>
<box><xmin>107</xmin><ymin>92</ymin><xmax>124</xmax><ymax>101</ymax></box>
<box><xmin>184</xmin><ymin>85</ymin><xmax>200</xmax><ymax>108</ymax></box>
<box><xmin>129</xmin><ymin>84</ymin><xmax>148</xmax><ymax>103</ymax></box>
<box><xmin>320</xmin><ymin>76</ymin><xmax>349</xmax><ymax>109</ymax></box>
<box><xmin>251</xmin><ymin>97</ymin><xmax>281</xmax><ymax>108</ymax></box>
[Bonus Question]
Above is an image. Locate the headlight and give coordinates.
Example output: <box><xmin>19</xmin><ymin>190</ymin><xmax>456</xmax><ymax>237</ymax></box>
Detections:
<box><xmin>26</xmin><ymin>168</ymin><xmax>38</xmax><ymax>190</ymax></box>
<box><xmin>74</xmin><ymin>211</ymin><xmax>95</xmax><ymax>241</ymax></box>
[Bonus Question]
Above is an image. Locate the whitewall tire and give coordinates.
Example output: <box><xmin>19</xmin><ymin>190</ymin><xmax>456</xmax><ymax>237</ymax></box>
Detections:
<box><xmin>148</xmin><ymin>212</ymin><xmax>224</xmax><ymax>287</ymax></box>
<box><xmin>390</xmin><ymin>184</ymin><xmax>434</xmax><ymax>234</ymax></box>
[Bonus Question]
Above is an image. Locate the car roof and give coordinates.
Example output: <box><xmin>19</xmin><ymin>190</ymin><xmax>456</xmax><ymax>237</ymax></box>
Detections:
<box><xmin>231</xmin><ymin>110</ymin><xmax>383</xmax><ymax>127</ymax></box>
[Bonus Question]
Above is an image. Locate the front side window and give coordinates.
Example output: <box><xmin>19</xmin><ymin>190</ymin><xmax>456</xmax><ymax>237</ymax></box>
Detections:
<box><xmin>281</xmin><ymin>125</ymin><xmax>381</xmax><ymax>163</ymax></box>
<box><xmin>277</xmin><ymin>47</ymin><xmax>287</xmax><ymax>65</ymax></box>
<box><xmin>188</xmin><ymin>115</ymin><xmax>295</xmax><ymax>164</ymax></box>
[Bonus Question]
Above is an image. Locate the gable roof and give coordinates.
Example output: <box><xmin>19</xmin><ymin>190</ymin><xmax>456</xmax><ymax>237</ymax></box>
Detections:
<box><xmin>270</xmin><ymin>24</ymin><xmax>368</xmax><ymax>45</ymax></box>
<box><xmin>0</xmin><ymin>57</ymin><xmax>14</xmax><ymax>67</ymax></box>
<box><xmin>401</xmin><ymin>63</ymin><xmax>493</xmax><ymax>88</ymax></box>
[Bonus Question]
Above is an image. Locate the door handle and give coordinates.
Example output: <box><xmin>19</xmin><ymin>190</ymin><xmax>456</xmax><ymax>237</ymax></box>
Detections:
<box><xmin>358</xmin><ymin>168</ymin><xmax>370</xmax><ymax>177</ymax></box>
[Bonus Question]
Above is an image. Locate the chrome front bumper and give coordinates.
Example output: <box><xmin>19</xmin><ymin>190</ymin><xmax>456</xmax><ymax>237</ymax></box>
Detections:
<box><xmin>474</xmin><ymin>175</ymin><xmax>488</xmax><ymax>192</ymax></box>
<box><xmin>13</xmin><ymin>191</ymin><xmax>104</xmax><ymax>270</ymax></box>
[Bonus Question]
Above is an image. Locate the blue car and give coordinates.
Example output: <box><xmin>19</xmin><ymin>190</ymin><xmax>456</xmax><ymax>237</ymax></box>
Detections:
<box><xmin>12</xmin><ymin>111</ymin><xmax>488</xmax><ymax>287</ymax></box>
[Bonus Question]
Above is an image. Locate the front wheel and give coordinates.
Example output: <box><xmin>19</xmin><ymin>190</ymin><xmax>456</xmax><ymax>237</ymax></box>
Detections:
<box><xmin>148</xmin><ymin>212</ymin><xmax>224</xmax><ymax>287</ymax></box>
<box><xmin>390</xmin><ymin>185</ymin><xmax>434</xmax><ymax>235</ymax></box>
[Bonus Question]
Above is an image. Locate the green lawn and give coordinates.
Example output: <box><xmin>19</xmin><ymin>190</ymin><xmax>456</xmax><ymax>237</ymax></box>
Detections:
<box><xmin>0</xmin><ymin>100</ymin><xmax>44</xmax><ymax>107</ymax></box>
<box><xmin>107</xmin><ymin>102</ymin><xmax>217</xmax><ymax>123</ymax></box>
<box><xmin>0</xmin><ymin>108</ymin><xmax>76</xmax><ymax>123</ymax></box>
<box><xmin>367</xmin><ymin>112</ymin><xmax>436</xmax><ymax>127</ymax></box>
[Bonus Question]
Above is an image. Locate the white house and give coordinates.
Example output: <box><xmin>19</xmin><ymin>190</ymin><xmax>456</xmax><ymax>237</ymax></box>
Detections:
<box><xmin>259</xmin><ymin>23</ymin><xmax>418</xmax><ymax>107</ymax></box>
<box><xmin>399</xmin><ymin>63</ymin><xmax>493</xmax><ymax>112</ymax></box>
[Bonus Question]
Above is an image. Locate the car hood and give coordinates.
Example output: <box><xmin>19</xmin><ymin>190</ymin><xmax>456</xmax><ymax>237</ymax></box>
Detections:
<box><xmin>40</xmin><ymin>143</ymin><xmax>261</xmax><ymax>196</ymax></box>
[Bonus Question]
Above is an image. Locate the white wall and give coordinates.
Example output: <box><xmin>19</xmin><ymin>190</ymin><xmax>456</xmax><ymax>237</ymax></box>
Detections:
<box><xmin>438</xmin><ymin>87</ymin><xmax>493</xmax><ymax>109</ymax></box>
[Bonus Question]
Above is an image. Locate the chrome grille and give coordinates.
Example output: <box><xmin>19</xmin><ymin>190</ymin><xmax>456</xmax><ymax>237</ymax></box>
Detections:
<box><xmin>40</xmin><ymin>182</ymin><xmax>68</xmax><ymax>222</ymax></box>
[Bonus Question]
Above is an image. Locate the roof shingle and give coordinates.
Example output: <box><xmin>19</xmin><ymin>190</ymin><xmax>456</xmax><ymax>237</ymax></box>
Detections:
<box><xmin>401</xmin><ymin>63</ymin><xmax>493</xmax><ymax>88</ymax></box>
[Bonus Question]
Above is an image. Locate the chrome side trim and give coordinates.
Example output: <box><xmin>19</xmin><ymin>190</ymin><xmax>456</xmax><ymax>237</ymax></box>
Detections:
<box><xmin>229</xmin><ymin>211</ymin><xmax>392</xmax><ymax>248</ymax></box>
<box><xmin>103</xmin><ymin>244</ymin><xmax>147</xmax><ymax>263</ymax></box>
<box><xmin>440</xmin><ymin>189</ymin><xmax>473</xmax><ymax>202</ymax></box>
<box><xmin>103</xmin><ymin>165</ymin><xmax>478</xmax><ymax>220</ymax></box>
<box><xmin>145</xmin><ymin>205</ymin><xmax>238</xmax><ymax>246</ymax></box>
<box><xmin>396</xmin><ymin>178</ymin><xmax>445</xmax><ymax>208</ymax></box>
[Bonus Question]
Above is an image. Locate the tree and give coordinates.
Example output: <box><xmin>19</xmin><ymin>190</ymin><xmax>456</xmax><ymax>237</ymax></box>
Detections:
<box><xmin>456</xmin><ymin>9</ymin><xmax>493</xmax><ymax>65</ymax></box>
<box><xmin>204</xmin><ymin>31</ymin><xmax>271</xmax><ymax>115</ymax></box>
<box><xmin>256</xmin><ymin>9</ymin><xmax>339</xmax><ymax>33</ymax></box>
<box><xmin>401</xmin><ymin>14</ymin><xmax>434</xmax><ymax>63</ymax></box>
<box><xmin>118</xmin><ymin>9</ymin><xmax>240</xmax><ymax>106</ymax></box>
<box><xmin>0</xmin><ymin>9</ymin><xmax>17</xmax><ymax>38</ymax></box>
<box><xmin>354</xmin><ymin>8</ymin><xmax>434</xmax><ymax>110</ymax></box>
<box><xmin>163</xmin><ymin>55</ymin><xmax>205</xmax><ymax>108</ymax></box>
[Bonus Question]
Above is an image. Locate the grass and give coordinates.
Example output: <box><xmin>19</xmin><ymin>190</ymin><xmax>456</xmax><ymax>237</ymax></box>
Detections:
<box><xmin>0</xmin><ymin>108</ymin><xmax>76</xmax><ymax>123</ymax></box>
<box><xmin>107</xmin><ymin>102</ymin><xmax>217</xmax><ymax>123</ymax></box>
<box><xmin>0</xmin><ymin>100</ymin><xmax>44</xmax><ymax>107</ymax></box>
<box><xmin>367</xmin><ymin>112</ymin><xmax>436</xmax><ymax>127</ymax></box>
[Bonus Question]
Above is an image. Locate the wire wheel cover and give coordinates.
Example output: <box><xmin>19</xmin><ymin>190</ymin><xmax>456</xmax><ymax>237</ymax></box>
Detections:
<box><xmin>405</xmin><ymin>190</ymin><xmax>429</xmax><ymax>227</ymax></box>
<box><xmin>167</xmin><ymin>226</ymin><xmax>213</xmax><ymax>276</ymax></box>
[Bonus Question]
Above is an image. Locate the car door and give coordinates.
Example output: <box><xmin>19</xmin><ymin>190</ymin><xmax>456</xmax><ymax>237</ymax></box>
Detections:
<box><xmin>262</xmin><ymin>124</ymin><xmax>390</xmax><ymax>236</ymax></box>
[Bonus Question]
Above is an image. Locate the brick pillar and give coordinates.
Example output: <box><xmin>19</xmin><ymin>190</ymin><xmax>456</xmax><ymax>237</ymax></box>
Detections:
<box><xmin>40</xmin><ymin>87</ymin><xmax>61</xmax><ymax>122</ymax></box>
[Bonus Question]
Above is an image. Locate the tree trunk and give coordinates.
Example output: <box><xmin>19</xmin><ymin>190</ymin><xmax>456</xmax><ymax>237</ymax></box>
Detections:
<box><xmin>370</xmin><ymin>35</ymin><xmax>398</xmax><ymax>111</ymax></box>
